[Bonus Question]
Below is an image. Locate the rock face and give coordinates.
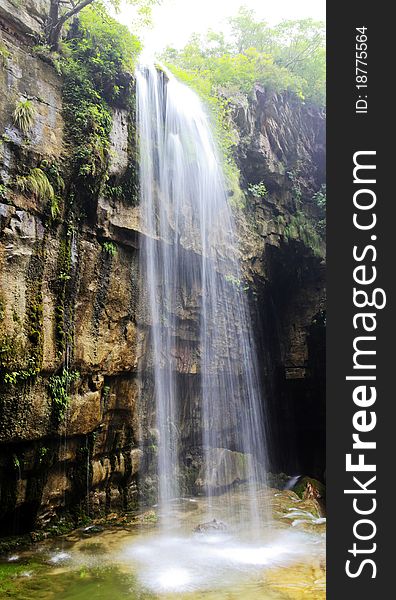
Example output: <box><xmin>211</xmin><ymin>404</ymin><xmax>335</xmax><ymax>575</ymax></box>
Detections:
<box><xmin>195</xmin><ymin>448</ymin><xmax>254</xmax><ymax>493</ymax></box>
<box><xmin>0</xmin><ymin>2</ymin><xmax>325</xmax><ymax>535</ymax></box>
<box><xmin>230</xmin><ymin>86</ymin><xmax>326</xmax><ymax>479</ymax></box>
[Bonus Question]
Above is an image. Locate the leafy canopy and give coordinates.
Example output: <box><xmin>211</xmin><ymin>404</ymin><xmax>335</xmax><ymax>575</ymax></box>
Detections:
<box><xmin>163</xmin><ymin>7</ymin><xmax>325</xmax><ymax>105</ymax></box>
<box><xmin>47</xmin><ymin>0</ymin><xmax>160</xmax><ymax>47</ymax></box>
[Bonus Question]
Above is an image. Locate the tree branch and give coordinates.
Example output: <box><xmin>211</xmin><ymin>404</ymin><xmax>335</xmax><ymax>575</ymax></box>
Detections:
<box><xmin>59</xmin><ymin>0</ymin><xmax>95</xmax><ymax>26</ymax></box>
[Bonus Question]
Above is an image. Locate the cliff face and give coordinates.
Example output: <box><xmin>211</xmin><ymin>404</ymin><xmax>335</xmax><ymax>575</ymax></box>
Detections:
<box><xmin>0</xmin><ymin>2</ymin><xmax>142</xmax><ymax>533</ymax></box>
<box><xmin>232</xmin><ymin>87</ymin><xmax>326</xmax><ymax>478</ymax></box>
<box><xmin>0</xmin><ymin>2</ymin><xmax>325</xmax><ymax>536</ymax></box>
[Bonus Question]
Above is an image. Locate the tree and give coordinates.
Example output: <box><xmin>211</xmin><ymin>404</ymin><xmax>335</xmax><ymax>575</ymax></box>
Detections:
<box><xmin>271</xmin><ymin>19</ymin><xmax>325</xmax><ymax>71</ymax></box>
<box><xmin>46</xmin><ymin>0</ymin><xmax>159</xmax><ymax>49</ymax></box>
<box><xmin>228</xmin><ymin>7</ymin><xmax>270</xmax><ymax>54</ymax></box>
<box><xmin>163</xmin><ymin>9</ymin><xmax>325</xmax><ymax>105</ymax></box>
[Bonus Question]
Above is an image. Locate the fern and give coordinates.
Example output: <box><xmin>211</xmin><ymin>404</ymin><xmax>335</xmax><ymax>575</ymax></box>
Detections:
<box><xmin>16</xmin><ymin>168</ymin><xmax>55</xmax><ymax>203</ymax></box>
<box><xmin>13</xmin><ymin>98</ymin><xmax>35</xmax><ymax>134</ymax></box>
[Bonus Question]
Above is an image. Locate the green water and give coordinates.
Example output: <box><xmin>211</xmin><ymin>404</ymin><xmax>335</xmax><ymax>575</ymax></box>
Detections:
<box><xmin>0</xmin><ymin>489</ymin><xmax>325</xmax><ymax>600</ymax></box>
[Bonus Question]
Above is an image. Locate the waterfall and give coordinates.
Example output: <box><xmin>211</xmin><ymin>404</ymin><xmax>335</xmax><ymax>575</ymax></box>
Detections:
<box><xmin>136</xmin><ymin>64</ymin><xmax>268</xmax><ymax>531</ymax></box>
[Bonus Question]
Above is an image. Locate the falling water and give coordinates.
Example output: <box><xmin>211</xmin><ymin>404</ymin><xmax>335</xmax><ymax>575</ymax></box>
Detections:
<box><xmin>136</xmin><ymin>65</ymin><xmax>268</xmax><ymax>532</ymax></box>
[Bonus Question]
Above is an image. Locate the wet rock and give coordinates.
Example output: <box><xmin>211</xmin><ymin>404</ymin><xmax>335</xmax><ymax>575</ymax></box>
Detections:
<box><xmin>81</xmin><ymin>525</ymin><xmax>105</xmax><ymax>536</ymax></box>
<box><xmin>194</xmin><ymin>518</ymin><xmax>227</xmax><ymax>533</ymax></box>
<box><xmin>195</xmin><ymin>448</ymin><xmax>253</xmax><ymax>492</ymax></box>
<box><xmin>108</xmin><ymin>109</ymin><xmax>129</xmax><ymax>177</ymax></box>
<box><xmin>292</xmin><ymin>476</ymin><xmax>326</xmax><ymax>516</ymax></box>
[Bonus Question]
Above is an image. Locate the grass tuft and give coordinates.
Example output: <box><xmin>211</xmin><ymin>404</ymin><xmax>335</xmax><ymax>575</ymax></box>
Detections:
<box><xmin>13</xmin><ymin>98</ymin><xmax>36</xmax><ymax>134</ymax></box>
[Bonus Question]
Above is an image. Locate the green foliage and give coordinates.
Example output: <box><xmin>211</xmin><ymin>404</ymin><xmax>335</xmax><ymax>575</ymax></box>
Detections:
<box><xmin>104</xmin><ymin>184</ymin><xmax>124</xmax><ymax>199</ymax></box>
<box><xmin>0</xmin><ymin>335</ymin><xmax>38</xmax><ymax>385</ymax></box>
<box><xmin>49</xmin><ymin>195</ymin><xmax>60</xmax><ymax>218</ymax></box>
<box><xmin>287</xmin><ymin>168</ymin><xmax>303</xmax><ymax>203</ymax></box>
<box><xmin>164</xmin><ymin>9</ymin><xmax>325</xmax><ymax>105</ymax></box>
<box><xmin>59</xmin><ymin>6</ymin><xmax>141</xmax><ymax>197</ymax></box>
<box><xmin>312</xmin><ymin>184</ymin><xmax>326</xmax><ymax>237</ymax></box>
<box><xmin>55</xmin><ymin>234</ymin><xmax>73</xmax><ymax>354</ymax></box>
<box><xmin>163</xmin><ymin>11</ymin><xmax>324</xmax><ymax>202</ymax></box>
<box><xmin>48</xmin><ymin>368</ymin><xmax>80</xmax><ymax>424</ymax></box>
<box><xmin>61</xmin><ymin>61</ymin><xmax>112</xmax><ymax>183</ymax></box>
<box><xmin>284</xmin><ymin>211</ymin><xmax>323</xmax><ymax>255</ymax></box>
<box><xmin>38</xmin><ymin>446</ymin><xmax>49</xmax><ymax>464</ymax></box>
<box><xmin>1</xmin><ymin>133</ymin><xmax>12</xmax><ymax>144</ymax></box>
<box><xmin>44</xmin><ymin>161</ymin><xmax>65</xmax><ymax>218</ymax></box>
<box><xmin>312</xmin><ymin>184</ymin><xmax>326</xmax><ymax>208</ymax></box>
<box><xmin>13</xmin><ymin>98</ymin><xmax>36</xmax><ymax>134</ymax></box>
<box><xmin>32</xmin><ymin>43</ymin><xmax>62</xmax><ymax>72</ymax></box>
<box><xmin>224</xmin><ymin>274</ymin><xmax>249</xmax><ymax>292</ymax></box>
<box><xmin>248</xmin><ymin>181</ymin><xmax>268</xmax><ymax>198</ymax></box>
<box><xmin>0</xmin><ymin>42</ymin><xmax>10</xmax><ymax>65</ymax></box>
<box><xmin>0</xmin><ymin>183</ymin><xmax>8</xmax><ymax>200</ymax></box>
<box><xmin>103</xmin><ymin>241</ymin><xmax>117</xmax><ymax>256</ymax></box>
<box><xmin>45</xmin><ymin>0</ymin><xmax>159</xmax><ymax>48</ymax></box>
<box><xmin>15</xmin><ymin>168</ymin><xmax>55</xmax><ymax>203</ymax></box>
<box><xmin>228</xmin><ymin>9</ymin><xmax>325</xmax><ymax>103</ymax></box>
<box><xmin>41</xmin><ymin>160</ymin><xmax>65</xmax><ymax>194</ymax></box>
<box><xmin>76</xmin><ymin>7</ymin><xmax>141</xmax><ymax>85</ymax></box>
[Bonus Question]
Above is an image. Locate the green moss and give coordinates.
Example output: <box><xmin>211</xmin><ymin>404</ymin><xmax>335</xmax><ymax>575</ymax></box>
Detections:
<box><xmin>54</xmin><ymin>234</ymin><xmax>73</xmax><ymax>355</ymax></box>
<box><xmin>284</xmin><ymin>212</ymin><xmax>323</xmax><ymax>256</ymax></box>
<box><xmin>0</xmin><ymin>247</ymin><xmax>43</xmax><ymax>387</ymax></box>
<box><xmin>0</xmin><ymin>335</ymin><xmax>37</xmax><ymax>385</ymax></box>
<box><xmin>0</xmin><ymin>562</ymin><xmax>37</xmax><ymax>595</ymax></box>
<box><xmin>26</xmin><ymin>300</ymin><xmax>43</xmax><ymax>348</ymax></box>
<box><xmin>25</xmin><ymin>246</ymin><xmax>45</xmax><ymax>374</ymax></box>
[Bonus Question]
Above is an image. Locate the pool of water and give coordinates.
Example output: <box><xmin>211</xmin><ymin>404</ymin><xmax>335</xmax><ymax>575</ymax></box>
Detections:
<box><xmin>0</xmin><ymin>489</ymin><xmax>326</xmax><ymax>599</ymax></box>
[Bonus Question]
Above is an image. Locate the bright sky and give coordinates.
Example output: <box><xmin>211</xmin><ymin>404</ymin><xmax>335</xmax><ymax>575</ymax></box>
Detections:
<box><xmin>117</xmin><ymin>0</ymin><xmax>326</xmax><ymax>55</ymax></box>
